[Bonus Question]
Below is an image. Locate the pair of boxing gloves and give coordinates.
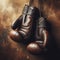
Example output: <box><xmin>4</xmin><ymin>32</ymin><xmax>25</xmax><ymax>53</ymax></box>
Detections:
<box><xmin>9</xmin><ymin>4</ymin><xmax>49</xmax><ymax>54</ymax></box>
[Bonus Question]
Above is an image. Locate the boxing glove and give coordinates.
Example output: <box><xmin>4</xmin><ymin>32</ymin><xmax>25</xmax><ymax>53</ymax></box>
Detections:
<box><xmin>9</xmin><ymin>4</ymin><xmax>40</xmax><ymax>42</ymax></box>
<box><xmin>27</xmin><ymin>17</ymin><xmax>49</xmax><ymax>54</ymax></box>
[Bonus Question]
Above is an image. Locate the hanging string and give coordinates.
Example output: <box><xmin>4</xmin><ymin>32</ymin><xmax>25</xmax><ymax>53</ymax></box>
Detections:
<box><xmin>29</xmin><ymin>0</ymin><xmax>34</xmax><ymax>6</ymax></box>
<box><xmin>38</xmin><ymin>0</ymin><xmax>48</xmax><ymax>18</ymax></box>
<box><xmin>38</xmin><ymin>0</ymin><xmax>44</xmax><ymax>17</ymax></box>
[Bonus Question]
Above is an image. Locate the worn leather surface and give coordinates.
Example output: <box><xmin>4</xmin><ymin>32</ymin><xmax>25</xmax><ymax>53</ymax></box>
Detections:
<box><xmin>0</xmin><ymin>0</ymin><xmax>60</xmax><ymax>60</ymax></box>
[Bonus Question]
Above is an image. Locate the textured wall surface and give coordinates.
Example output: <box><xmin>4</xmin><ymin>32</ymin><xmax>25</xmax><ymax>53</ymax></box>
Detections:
<box><xmin>0</xmin><ymin>0</ymin><xmax>60</xmax><ymax>60</ymax></box>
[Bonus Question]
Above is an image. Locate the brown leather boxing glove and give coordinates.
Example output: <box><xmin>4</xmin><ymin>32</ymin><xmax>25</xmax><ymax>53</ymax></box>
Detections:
<box><xmin>27</xmin><ymin>17</ymin><xmax>49</xmax><ymax>54</ymax></box>
<box><xmin>9</xmin><ymin>4</ymin><xmax>40</xmax><ymax>42</ymax></box>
